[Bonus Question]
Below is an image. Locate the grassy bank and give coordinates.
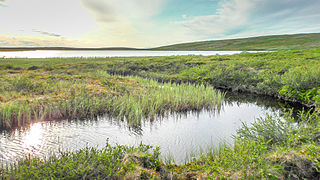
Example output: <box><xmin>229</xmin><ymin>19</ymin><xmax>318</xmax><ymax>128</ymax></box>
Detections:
<box><xmin>154</xmin><ymin>33</ymin><xmax>320</xmax><ymax>51</ymax></box>
<box><xmin>0</xmin><ymin>65</ymin><xmax>224</xmax><ymax>129</ymax></box>
<box><xmin>83</xmin><ymin>48</ymin><xmax>319</xmax><ymax>108</ymax></box>
<box><xmin>1</xmin><ymin>110</ymin><xmax>319</xmax><ymax>179</ymax></box>
<box><xmin>110</xmin><ymin>49</ymin><xmax>320</xmax><ymax>108</ymax></box>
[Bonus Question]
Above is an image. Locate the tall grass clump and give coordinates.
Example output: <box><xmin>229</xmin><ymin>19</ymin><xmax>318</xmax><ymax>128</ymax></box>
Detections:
<box><xmin>237</xmin><ymin>110</ymin><xmax>320</xmax><ymax>148</ymax></box>
<box><xmin>0</xmin><ymin>72</ymin><xmax>224</xmax><ymax>129</ymax></box>
<box><xmin>109</xmin><ymin>77</ymin><xmax>224</xmax><ymax>125</ymax></box>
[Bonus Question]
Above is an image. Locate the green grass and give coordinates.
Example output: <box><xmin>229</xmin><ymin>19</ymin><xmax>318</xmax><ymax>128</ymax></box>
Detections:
<box><xmin>96</xmin><ymin>48</ymin><xmax>320</xmax><ymax>107</ymax></box>
<box><xmin>0</xmin><ymin>66</ymin><xmax>224</xmax><ymax>129</ymax></box>
<box><xmin>0</xmin><ymin>143</ymin><xmax>166</xmax><ymax>179</ymax></box>
<box><xmin>153</xmin><ymin>33</ymin><xmax>320</xmax><ymax>51</ymax></box>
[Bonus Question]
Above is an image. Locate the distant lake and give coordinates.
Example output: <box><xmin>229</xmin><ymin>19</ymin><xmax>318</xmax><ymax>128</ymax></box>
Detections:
<box><xmin>0</xmin><ymin>50</ymin><xmax>267</xmax><ymax>58</ymax></box>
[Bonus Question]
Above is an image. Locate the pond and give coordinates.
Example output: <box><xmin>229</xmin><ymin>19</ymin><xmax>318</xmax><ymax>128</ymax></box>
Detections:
<box><xmin>0</xmin><ymin>92</ymin><xmax>305</xmax><ymax>164</ymax></box>
<box><xmin>0</xmin><ymin>50</ymin><xmax>267</xmax><ymax>58</ymax></box>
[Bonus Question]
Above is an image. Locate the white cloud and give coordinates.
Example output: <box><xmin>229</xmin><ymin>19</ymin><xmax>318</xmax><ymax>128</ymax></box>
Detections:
<box><xmin>174</xmin><ymin>0</ymin><xmax>320</xmax><ymax>40</ymax></box>
<box><xmin>175</xmin><ymin>0</ymin><xmax>253</xmax><ymax>37</ymax></box>
<box><xmin>79</xmin><ymin>0</ymin><xmax>169</xmax><ymax>47</ymax></box>
<box><xmin>0</xmin><ymin>36</ymin><xmax>80</xmax><ymax>47</ymax></box>
<box><xmin>81</xmin><ymin>0</ymin><xmax>166</xmax><ymax>22</ymax></box>
<box><xmin>0</xmin><ymin>0</ymin><xmax>96</xmax><ymax>38</ymax></box>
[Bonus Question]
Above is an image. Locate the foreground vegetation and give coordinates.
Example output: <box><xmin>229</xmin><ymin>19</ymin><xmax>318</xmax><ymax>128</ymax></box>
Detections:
<box><xmin>1</xmin><ymin>110</ymin><xmax>319</xmax><ymax>179</ymax></box>
<box><xmin>154</xmin><ymin>33</ymin><xmax>320</xmax><ymax>51</ymax></box>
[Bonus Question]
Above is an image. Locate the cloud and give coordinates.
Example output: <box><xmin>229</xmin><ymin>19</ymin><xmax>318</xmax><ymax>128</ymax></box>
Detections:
<box><xmin>0</xmin><ymin>36</ymin><xmax>80</xmax><ymax>47</ymax></box>
<box><xmin>174</xmin><ymin>0</ymin><xmax>320</xmax><ymax>40</ymax></box>
<box><xmin>0</xmin><ymin>0</ymin><xmax>96</xmax><ymax>38</ymax></box>
<box><xmin>20</xmin><ymin>41</ymin><xmax>41</xmax><ymax>47</ymax></box>
<box><xmin>0</xmin><ymin>41</ymin><xmax>10</xmax><ymax>46</ymax></box>
<box><xmin>175</xmin><ymin>0</ymin><xmax>253</xmax><ymax>36</ymax></box>
<box><xmin>0</xmin><ymin>0</ymin><xmax>7</xmax><ymax>7</ymax></box>
<box><xmin>79</xmin><ymin>0</ymin><xmax>168</xmax><ymax>47</ymax></box>
<box><xmin>80</xmin><ymin>0</ymin><xmax>117</xmax><ymax>22</ymax></box>
<box><xmin>81</xmin><ymin>0</ymin><xmax>166</xmax><ymax>23</ymax></box>
<box><xmin>32</xmin><ymin>30</ymin><xmax>62</xmax><ymax>37</ymax></box>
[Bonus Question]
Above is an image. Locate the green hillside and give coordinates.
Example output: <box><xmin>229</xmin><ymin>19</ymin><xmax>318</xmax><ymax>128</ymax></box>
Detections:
<box><xmin>153</xmin><ymin>33</ymin><xmax>320</xmax><ymax>51</ymax></box>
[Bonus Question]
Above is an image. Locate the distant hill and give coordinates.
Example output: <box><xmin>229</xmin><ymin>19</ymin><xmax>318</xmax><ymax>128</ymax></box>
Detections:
<box><xmin>1</xmin><ymin>33</ymin><xmax>320</xmax><ymax>52</ymax></box>
<box><xmin>152</xmin><ymin>33</ymin><xmax>320</xmax><ymax>51</ymax></box>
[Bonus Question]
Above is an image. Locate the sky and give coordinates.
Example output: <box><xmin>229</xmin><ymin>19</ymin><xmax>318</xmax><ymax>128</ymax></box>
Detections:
<box><xmin>0</xmin><ymin>0</ymin><xmax>320</xmax><ymax>48</ymax></box>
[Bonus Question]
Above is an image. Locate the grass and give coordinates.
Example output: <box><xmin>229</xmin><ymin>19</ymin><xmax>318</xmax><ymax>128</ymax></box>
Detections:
<box><xmin>0</xmin><ymin>66</ymin><xmax>224</xmax><ymax>129</ymax></box>
<box><xmin>153</xmin><ymin>33</ymin><xmax>320</xmax><ymax>51</ymax></box>
<box><xmin>0</xmin><ymin>143</ymin><xmax>166</xmax><ymax>179</ymax></box>
<box><xmin>1</xmin><ymin>110</ymin><xmax>320</xmax><ymax>179</ymax></box>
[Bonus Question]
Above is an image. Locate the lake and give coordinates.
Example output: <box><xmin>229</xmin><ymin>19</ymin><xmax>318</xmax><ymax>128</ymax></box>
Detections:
<box><xmin>0</xmin><ymin>93</ymin><xmax>304</xmax><ymax>164</ymax></box>
<box><xmin>0</xmin><ymin>50</ymin><xmax>267</xmax><ymax>58</ymax></box>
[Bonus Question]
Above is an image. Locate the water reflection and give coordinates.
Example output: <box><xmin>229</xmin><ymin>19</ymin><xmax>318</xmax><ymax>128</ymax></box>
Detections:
<box><xmin>0</xmin><ymin>93</ymin><xmax>305</xmax><ymax>164</ymax></box>
<box><xmin>225</xmin><ymin>91</ymin><xmax>311</xmax><ymax>118</ymax></box>
<box><xmin>21</xmin><ymin>123</ymin><xmax>44</xmax><ymax>154</ymax></box>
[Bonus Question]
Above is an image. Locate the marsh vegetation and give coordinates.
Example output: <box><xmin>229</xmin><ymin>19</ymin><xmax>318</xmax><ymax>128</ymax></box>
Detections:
<box><xmin>0</xmin><ymin>71</ymin><xmax>224</xmax><ymax>129</ymax></box>
<box><xmin>0</xmin><ymin>48</ymin><xmax>319</xmax><ymax>179</ymax></box>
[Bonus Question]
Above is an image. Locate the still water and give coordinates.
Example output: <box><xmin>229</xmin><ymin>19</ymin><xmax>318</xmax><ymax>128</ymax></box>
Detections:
<box><xmin>0</xmin><ymin>50</ymin><xmax>266</xmax><ymax>58</ymax></box>
<box><xmin>0</xmin><ymin>93</ymin><xmax>303</xmax><ymax>164</ymax></box>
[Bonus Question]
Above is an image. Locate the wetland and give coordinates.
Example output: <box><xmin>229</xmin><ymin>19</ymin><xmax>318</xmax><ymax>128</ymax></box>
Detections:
<box><xmin>0</xmin><ymin>49</ymin><xmax>319</xmax><ymax>179</ymax></box>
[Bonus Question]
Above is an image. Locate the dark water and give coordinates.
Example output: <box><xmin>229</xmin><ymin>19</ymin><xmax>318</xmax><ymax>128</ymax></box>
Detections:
<box><xmin>0</xmin><ymin>93</ymin><xmax>305</xmax><ymax>164</ymax></box>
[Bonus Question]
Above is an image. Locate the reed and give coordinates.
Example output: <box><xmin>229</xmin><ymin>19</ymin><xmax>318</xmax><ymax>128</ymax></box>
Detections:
<box><xmin>0</xmin><ymin>73</ymin><xmax>224</xmax><ymax>129</ymax></box>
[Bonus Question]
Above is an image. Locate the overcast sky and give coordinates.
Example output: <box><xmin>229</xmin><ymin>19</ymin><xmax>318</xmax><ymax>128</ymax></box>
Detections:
<box><xmin>0</xmin><ymin>0</ymin><xmax>320</xmax><ymax>48</ymax></box>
